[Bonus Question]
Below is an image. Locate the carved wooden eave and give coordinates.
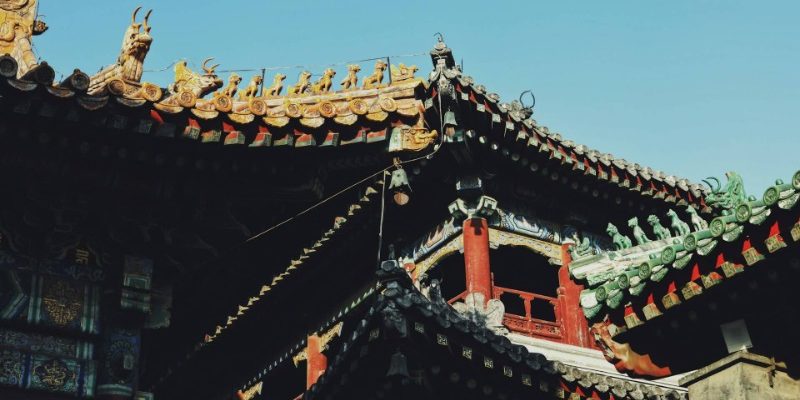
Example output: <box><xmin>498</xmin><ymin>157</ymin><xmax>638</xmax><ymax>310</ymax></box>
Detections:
<box><xmin>400</xmin><ymin>204</ymin><xmax>597</xmax><ymax>280</ymax></box>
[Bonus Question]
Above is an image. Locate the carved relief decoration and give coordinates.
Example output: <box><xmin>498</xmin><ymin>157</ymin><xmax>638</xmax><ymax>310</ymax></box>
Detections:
<box><xmin>488</xmin><ymin>228</ymin><xmax>562</xmax><ymax>263</ymax></box>
<box><xmin>41</xmin><ymin>280</ymin><xmax>82</xmax><ymax>327</ymax></box>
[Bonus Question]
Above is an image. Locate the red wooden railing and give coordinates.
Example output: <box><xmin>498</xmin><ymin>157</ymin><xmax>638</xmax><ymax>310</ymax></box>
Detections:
<box><xmin>448</xmin><ymin>285</ymin><xmax>563</xmax><ymax>341</ymax></box>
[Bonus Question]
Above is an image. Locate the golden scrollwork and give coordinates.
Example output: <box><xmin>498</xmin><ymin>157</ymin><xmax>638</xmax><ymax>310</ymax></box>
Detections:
<box><xmin>317</xmin><ymin>100</ymin><xmax>337</xmax><ymax>118</ymax></box>
<box><xmin>237</xmin><ymin>382</ymin><xmax>263</xmax><ymax>400</ymax></box>
<box><xmin>33</xmin><ymin>359</ymin><xmax>75</xmax><ymax>389</ymax></box>
<box><xmin>398</xmin><ymin>127</ymin><xmax>438</xmax><ymax>152</ymax></box>
<box><xmin>487</xmin><ymin>228</ymin><xmax>563</xmax><ymax>262</ymax></box>
<box><xmin>292</xmin><ymin>322</ymin><xmax>343</xmax><ymax>366</ymax></box>
<box><xmin>414</xmin><ymin>236</ymin><xmax>463</xmax><ymax>279</ymax></box>
<box><xmin>42</xmin><ymin>280</ymin><xmax>82</xmax><ymax>327</ymax></box>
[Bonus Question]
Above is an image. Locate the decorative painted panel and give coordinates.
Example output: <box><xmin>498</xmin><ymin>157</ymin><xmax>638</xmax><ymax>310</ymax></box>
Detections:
<box><xmin>0</xmin><ymin>350</ymin><xmax>95</xmax><ymax>397</ymax></box>
<box><xmin>401</xmin><ymin>218</ymin><xmax>461</xmax><ymax>262</ymax></box>
<box><xmin>26</xmin><ymin>275</ymin><xmax>100</xmax><ymax>334</ymax></box>
<box><xmin>0</xmin><ymin>329</ymin><xmax>93</xmax><ymax>360</ymax></box>
<box><xmin>0</xmin><ymin>248</ymin><xmax>105</xmax><ymax>283</ymax></box>
<box><xmin>98</xmin><ymin>329</ymin><xmax>141</xmax><ymax>390</ymax></box>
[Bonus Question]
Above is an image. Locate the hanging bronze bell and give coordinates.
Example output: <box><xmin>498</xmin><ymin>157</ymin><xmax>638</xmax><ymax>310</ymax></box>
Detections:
<box><xmin>385</xmin><ymin>350</ymin><xmax>410</xmax><ymax>378</ymax></box>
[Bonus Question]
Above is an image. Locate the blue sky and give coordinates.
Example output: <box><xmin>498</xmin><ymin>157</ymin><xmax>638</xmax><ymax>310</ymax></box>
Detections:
<box><xmin>33</xmin><ymin>1</ymin><xmax>799</xmax><ymax>192</ymax></box>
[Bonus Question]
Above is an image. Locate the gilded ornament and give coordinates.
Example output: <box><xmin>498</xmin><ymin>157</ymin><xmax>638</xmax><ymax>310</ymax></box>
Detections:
<box><xmin>0</xmin><ymin>1</ymin><xmax>32</xmax><ymax>11</ymax></box>
<box><xmin>292</xmin><ymin>322</ymin><xmax>343</xmax><ymax>366</ymax></box>
<box><xmin>289</xmin><ymin>71</ymin><xmax>312</xmax><ymax>96</ymax></box>
<box><xmin>216</xmin><ymin>73</ymin><xmax>242</xmax><ymax>99</ymax></box>
<box><xmin>140</xmin><ymin>82</ymin><xmax>162</xmax><ymax>102</ymax></box>
<box><xmin>366</xmin><ymin>111</ymin><xmax>388</xmax><ymax>122</ymax></box>
<box><xmin>263</xmin><ymin>73</ymin><xmax>286</xmax><ymax>97</ymax></box>
<box><xmin>177</xmin><ymin>90</ymin><xmax>196</xmax><ymax>108</ymax></box>
<box><xmin>166</xmin><ymin>58</ymin><xmax>223</xmax><ymax>105</ymax></box>
<box><xmin>213</xmin><ymin>95</ymin><xmax>233</xmax><ymax>113</ymax></box>
<box><xmin>317</xmin><ymin>100</ymin><xmax>337</xmax><ymax>118</ymax></box>
<box><xmin>340</xmin><ymin>64</ymin><xmax>360</xmax><ymax>90</ymax></box>
<box><xmin>248</xmin><ymin>98</ymin><xmax>267</xmax><ymax>116</ymax></box>
<box><xmin>401</xmin><ymin>127</ymin><xmax>438</xmax><ymax>151</ymax></box>
<box><xmin>285</xmin><ymin>102</ymin><xmax>303</xmax><ymax>118</ymax></box>
<box><xmin>378</xmin><ymin>97</ymin><xmax>397</xmax><ymax>112</ymax></box>
<box><xmin>362</xmin><ymin>60</ymin><xmax>387</xmax><ymax>89</ymax></box>
<box><xmin>237</xmin><ymin>382</ymin><xmax>263</xmax><ymax>400</ymax></box>
<box><xmin>42</xmin><ymin>280</ymin><xmax>82</xmax><ymax>327</ymax></box>
<box><xmin>107</xmin><ymin>78</ymin><xmax>127</xmax><ymax>96</ymax></box>
<box><xmin>88</xmin><ymin>7</ymin><xmax>154</xmax><ymax>95</ymax></box>
<box><xmin>32</xmin><ymin>359</ymin><xmax>74</xmax><ymax>389</ymax></box>
<box><xmin>390</xmin><ymin>63</ymin><xmax>419</xmax><ymax>83</ymax></box>
<box><xmin>238</xmin><ymin>75</ymin><xmax>263</xmax><ymax>101</ymax></box>
<box><xmin>348</xmin><ymin>98</ymin><xmax>368</xmax><ymax>115</ymax></box>
<box><xmin>311</xmin><ymin>68</ymin><xmax>336</xmax><ymax>94</ymax></box>
<box><xmin>0</xmin><ymin>0</ymin><xmax>40</xmax><ymax>76</ymax></box>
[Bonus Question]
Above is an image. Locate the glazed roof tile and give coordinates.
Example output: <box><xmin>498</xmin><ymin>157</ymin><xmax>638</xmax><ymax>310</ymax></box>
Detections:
<box><xmin>570</xmin><ymin>171</ymin><xmax>800</xmax><ymax>334</ymax></box>
<box><xmin>427</xmin><ymin>46</ymin><xmax>708</xmax><ymax>208</ymax></box>
<box><xmin>302</xmin><ymin>261</ymin><xmax>687</xmax><ymax>400</ymax></box>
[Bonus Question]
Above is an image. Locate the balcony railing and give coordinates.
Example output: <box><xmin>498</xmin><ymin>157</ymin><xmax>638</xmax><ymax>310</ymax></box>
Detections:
<box><xmin>448</xmin><ymin>285</ymin><xmax>563</xmax><ymax>341</ymax></box>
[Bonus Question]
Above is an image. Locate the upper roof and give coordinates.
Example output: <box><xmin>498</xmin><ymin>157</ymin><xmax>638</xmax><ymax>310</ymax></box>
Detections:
<box><xmin>1</xmin><ymin>4</ymin><xmax>707</xmax><ymax>211</ymax></box>
<box><xmin>426</xmin><ymin>40</ymin><xmax>709</xmax><ymax>211</ymax></box>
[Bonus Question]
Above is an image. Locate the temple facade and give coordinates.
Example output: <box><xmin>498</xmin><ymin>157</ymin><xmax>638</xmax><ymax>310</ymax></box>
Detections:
<box><xmin>0</xmin><ymin>2</ymin><xmax>797</xmax><ymax>399</ymax></box>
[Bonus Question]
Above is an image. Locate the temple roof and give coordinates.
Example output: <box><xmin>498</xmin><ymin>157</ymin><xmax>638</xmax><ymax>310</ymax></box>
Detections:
<box><xmin>0</xmin><ymin>4</ymin><xmax>707</xmax><ymax>208</ymax></box>
<box><xmin>300</xmin><ymin>261</ymin><xmax>687</xmax><ymax>400</ymax></box>
<box><xmin>427</xmin><ymin>40</ymin><xmax>708</xmax><ymax>212</ymax></box>
<box><xmin>570</xmin><ymin>171</ymin><xmax>800</xmax><ymax>335</ymax></box>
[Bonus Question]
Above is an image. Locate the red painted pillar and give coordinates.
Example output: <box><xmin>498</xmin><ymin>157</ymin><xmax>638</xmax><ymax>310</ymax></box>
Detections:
<box><xmin>463</xmin><ymin>217</ymin><xmax>492</xmax><ymax>303</ymax></box>
<box><xmin>306</xmin><ymin>334</ymin><xmax>328</xmax><ymax>389</ymax></box>
<box><xmin>558</xmin><ymin>243</ymin><xmax>592</xmax><ymax>348</ymax></box>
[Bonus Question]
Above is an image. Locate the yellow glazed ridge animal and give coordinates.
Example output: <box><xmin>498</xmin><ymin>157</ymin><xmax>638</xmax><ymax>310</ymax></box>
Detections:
<box><xmin>289</xmin><ymin>71</ymin><xmax>312</xmax><ymax>96</ymax></box>
<box><xmin>239</xmin><ymin>75</ymin><xmax>263</xmax><ymax>100</ymax></box>
<box><xmin>311</xmin><ymin>68</ymin><xmax>336</xmax><ymax>94</ymax></box>
<box><xmin>340</xmin><ymin>64</ymin><xmax>361</xmax><ymax>90</ymax></box>
<box><xmin>362</xmin><ymin>60</ymin><xmax>387</xmax><ymax>89</ymax></box>
<box><xmin>263</xmin><ymin>73</ymin><xmax>287</xmax><ymax>97</ymax></box>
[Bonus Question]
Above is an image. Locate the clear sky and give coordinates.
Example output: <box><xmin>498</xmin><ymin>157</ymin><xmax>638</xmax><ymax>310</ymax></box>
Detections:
<box><xmin>33</xmin><ymin>1</ymin><xmax>799</xmax><ymax>192</ymax></box>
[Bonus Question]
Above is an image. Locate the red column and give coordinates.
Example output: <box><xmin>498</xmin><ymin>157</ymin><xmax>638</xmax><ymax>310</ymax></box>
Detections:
<box><xmin>558</xmin><ymin>243</ymin><xmax>592</xmax><ymax>348</ymax></box>
<box><xmin>306</xmin><ymin>334</ymin><xmax>327</xmax><ymax>389</ymax></box>
<box><xmin>463</xmin><ymin>217</ymin><xmax>492</xmax><ymax>303</ymax></box>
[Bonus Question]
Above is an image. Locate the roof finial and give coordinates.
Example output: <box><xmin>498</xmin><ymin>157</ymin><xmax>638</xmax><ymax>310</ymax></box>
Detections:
<box><xmin>430</xmin><ymin>32</ymin><xmax>454</xmax><ymax>68</ymax></box>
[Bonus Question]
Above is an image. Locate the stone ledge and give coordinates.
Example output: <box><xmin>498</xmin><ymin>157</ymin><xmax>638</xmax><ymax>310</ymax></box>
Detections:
<box><xmin>679</xmin><ymin>350</ymin><xmax>788</xmax><ymax>387</ymax></box>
